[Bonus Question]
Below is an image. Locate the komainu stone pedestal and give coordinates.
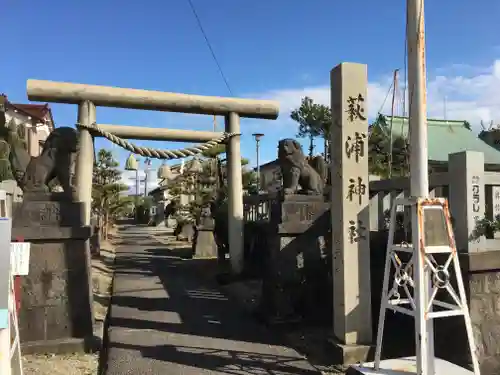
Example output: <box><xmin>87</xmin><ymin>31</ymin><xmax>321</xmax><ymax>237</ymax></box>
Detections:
<box><xmin>11</xmin><ymin>193</ymin><xmax>94</xmax><ymax>354</ymax></box>
<box><xmin>257</xmin><ymin>194</ymin><xmax>331</xmax><ymax>325</ymax></box>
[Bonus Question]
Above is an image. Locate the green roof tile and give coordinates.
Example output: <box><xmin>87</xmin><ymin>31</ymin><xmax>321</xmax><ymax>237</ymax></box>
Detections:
<box><xmin>380</xmin><ymin>115</ymin><xmax>500</xmax><ymax>165</ymax></box>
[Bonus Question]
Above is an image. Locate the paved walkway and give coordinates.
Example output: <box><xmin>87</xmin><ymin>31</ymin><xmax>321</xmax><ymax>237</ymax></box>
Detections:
<box><xmin>104</xmin><ymin>227</ymin><xmax>321</xmax><ymax>375</ymax></box>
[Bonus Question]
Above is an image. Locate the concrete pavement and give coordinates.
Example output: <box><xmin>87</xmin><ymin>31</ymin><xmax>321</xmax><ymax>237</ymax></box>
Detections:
<box><xmin>102</xmin><ymin>227</ymin><xmax>321</xmax><ymax>375</ymax></box>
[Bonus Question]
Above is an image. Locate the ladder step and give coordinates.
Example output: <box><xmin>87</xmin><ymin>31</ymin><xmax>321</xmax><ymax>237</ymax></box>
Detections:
<box><xmin>428</xmin><ymin>310</ymin><xmax>464</xmax><ymax>319</ymax></box>
<box><xmin>390</xmin><ymin>244</ymin><xmax>453</xmax><ymax>253</ymax></box>
<box><xmin>390</xmin><ymin>244</ymin><xmax>414</xmax><ymax>252</ymax></box>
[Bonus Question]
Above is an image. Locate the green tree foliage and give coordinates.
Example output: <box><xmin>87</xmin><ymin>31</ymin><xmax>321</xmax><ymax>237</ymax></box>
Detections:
<box><xmin>135</xmin><ymin>196</ymin><xmax>154</xmax><ymax>224</ymax></box>
<box><xmin>242</xmin><ymin>168</ymin><xmax>258</xmax><ymax>195</ymax></box>
<box><xmin>168</xmin><ymin>158</ymin><xmax>216</xmax><ymax>223</ymax></box>
<box><xmin>290</xmin><ymin>95</ymin><xmax>412</xmax><ymax>178</ymax></box>
<box><xmin>92</xmin><ymin>149</ymin><xmax>130</xmax><ymax>239</ymax></box>
<box><xmin>167</xmin><ymin>153</ymin><xmax>258</xmax><ymax>224</ymax></box>
<box><xmin>291</xmin><ymin>96</ymin><xmax>332</xmax><ymax>159</ymax></box>
<box><xmin>368</xmin><ymin>114</ymin><xmax>409</xmax><ymax>178</ymax></box>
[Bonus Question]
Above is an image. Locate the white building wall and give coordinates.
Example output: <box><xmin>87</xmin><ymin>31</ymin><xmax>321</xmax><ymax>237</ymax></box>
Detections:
<box><xmin>4</xmin><ymin>110</ymin><xmax>51</xmax><ymax>157</ymax></box>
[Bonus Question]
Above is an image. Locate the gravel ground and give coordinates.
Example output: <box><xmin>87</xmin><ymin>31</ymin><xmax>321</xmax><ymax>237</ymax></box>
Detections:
<box><xmin>21</xmin><ymin>235</ymin><xmax>117</xmax><ymax>375</ymax></box>
<box><xmin>22</xmin><ymin>353</ymin><xmax>98</xmax><ymax>375</ymax></box>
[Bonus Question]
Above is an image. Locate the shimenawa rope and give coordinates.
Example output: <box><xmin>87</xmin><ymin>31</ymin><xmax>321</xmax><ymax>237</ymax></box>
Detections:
<box><xmin>75</xmin><ymin>122</ymin><xmax>236</xmax><ymax>160</ymax></box>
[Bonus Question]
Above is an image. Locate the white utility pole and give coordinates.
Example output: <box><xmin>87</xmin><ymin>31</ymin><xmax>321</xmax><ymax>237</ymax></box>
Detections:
<box><xmin>351</xmin><ymin>0</ymin><xmax>480</xmax><ymax>374</ymax></box>
<box><xmin>406</xmin><ymin>1</ymin><xmax>435</xmax><ymax>374</ymax></box>
<box><xmin>407</xmin><ymin>0</ymin><xmax>429</xmax><ymax>199</ymax></box>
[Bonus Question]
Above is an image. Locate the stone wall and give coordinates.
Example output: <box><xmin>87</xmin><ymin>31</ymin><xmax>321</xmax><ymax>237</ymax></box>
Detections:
<box><xmin>462</xmin><ymin>252</ymin><xmax>500</xmax><ymax>374</ymax></box>
<box><xmin>468</xmin><ymin>271</ymin><xmax>500</xmax><ymax>373</ymax></box>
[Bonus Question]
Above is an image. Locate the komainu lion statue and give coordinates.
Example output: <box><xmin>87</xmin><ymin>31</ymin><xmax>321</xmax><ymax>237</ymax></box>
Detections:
<box><xmin>9</xmin><ymin>126</ymin><xmax>78</xmax><ymax>194</ymax></box>
<box><xmin>277</xmin><ymin>138</ymin><xmax>325</xmax><ymax>195</ymax></box>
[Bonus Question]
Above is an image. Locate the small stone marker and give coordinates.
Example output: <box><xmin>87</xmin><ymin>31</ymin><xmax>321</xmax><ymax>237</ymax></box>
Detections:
<box><xmin>448</xmin><ymin>151</ymin><xmax>485</xmax><ymax>252</ymax></box>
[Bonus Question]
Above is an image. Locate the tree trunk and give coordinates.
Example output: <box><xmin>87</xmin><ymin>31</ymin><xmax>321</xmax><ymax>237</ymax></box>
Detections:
<box><xmin>309</xmin><ymin>135</ymin><xmax>314</xmax><ymax>157</ymax></box>
<box><xmin>99</xmin><ymin>200</ymin><xmax>105</xmax><ymax>240</ymax></box>
<box><xmin>326</xmin><ymin>138</ymin><xmax>331</xmax><ymax>163</ymax></box>
<box><xmin>104</xmin><ymin>210</ymin><xmax>109</xmax><ymax>241</ymax></box>
<box><xmin>323</xmin><ymin>137</ymin><xmax>327</xmax><ymax>161</ymax></box>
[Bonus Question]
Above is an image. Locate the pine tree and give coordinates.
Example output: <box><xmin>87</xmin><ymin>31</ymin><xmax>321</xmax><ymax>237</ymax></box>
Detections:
<box><xmin>291</xmin><ymin>96</ymin><xmax>332</xmax><ymax>159</ymax></box>
<box><xmin>167</xmin><ymin>153</ymin><xmax>258</xmax><ymax>225</ymax></box>
<box><xmin>92</xmin><ymin>149</ymin><xmax>131</xmax><ymax>240</ymax></box>
<box><xmin>368</xmin><ymin>114</ymin><xmax>409</xmax><ymax>177</ymax></box>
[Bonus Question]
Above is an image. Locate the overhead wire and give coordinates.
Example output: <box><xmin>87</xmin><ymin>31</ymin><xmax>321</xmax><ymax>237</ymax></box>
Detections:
<box><xmin>378</xmin><ymin>82</ymin><xmax>394</xmax><ymax>118</ymax></box>
<box><xmin>369</xmin><ymin>81</ymin><xmax>394</xmax><ymax>141</ymax></box>
<box><xmin>388</xmin><ymin>69</ymin><xmax>400</xmax><ymax>178</ymax></box>
<box><xmin>186</xmin><ymin>0</ymin><xmax>234</xmax><ymax>96</ymax></box>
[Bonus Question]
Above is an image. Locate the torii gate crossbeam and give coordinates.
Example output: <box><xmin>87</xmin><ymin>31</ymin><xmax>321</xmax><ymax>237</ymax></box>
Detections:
<box><xmin>26</xmin><ymin>79</ymin><xmax>280</xmax><ymax>275</ymax></box>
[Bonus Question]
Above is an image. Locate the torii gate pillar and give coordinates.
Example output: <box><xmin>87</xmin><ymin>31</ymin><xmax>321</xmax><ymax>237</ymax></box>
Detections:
<box><xmin>75</xmin><ymin>100</ymin><xmax>96</xmax><ymax>226</ymax></box>
<box><xmin>225</xmin><ymin>112</ymin><xmax>244</xmax><ymax>274</ymax></box>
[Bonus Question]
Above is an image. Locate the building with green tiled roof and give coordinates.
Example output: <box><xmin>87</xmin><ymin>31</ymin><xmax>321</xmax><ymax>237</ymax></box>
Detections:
<box><xmin>377</xmin><ymin>115</ymin><xmax>500</xmax><ymax>169</ymax></box>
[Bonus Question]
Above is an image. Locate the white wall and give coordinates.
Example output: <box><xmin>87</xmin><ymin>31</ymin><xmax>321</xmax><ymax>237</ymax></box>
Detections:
<box><xmin>5</xmin><ymin>110</ymin><xmax>51</xmax><ymax>157</ymax></box>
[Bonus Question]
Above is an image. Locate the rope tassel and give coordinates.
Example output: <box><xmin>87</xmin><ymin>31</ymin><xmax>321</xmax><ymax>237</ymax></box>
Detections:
<box><xmin>75</xmin><ymin>122</ymin><xmax>236</xmax><ymax>160</ymax></box>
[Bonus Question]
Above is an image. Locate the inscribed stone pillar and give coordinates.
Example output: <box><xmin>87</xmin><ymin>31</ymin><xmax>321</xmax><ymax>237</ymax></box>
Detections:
<box><xmin>330</xmin><ymin>62</ymin><xmax>372</xmax><ymax>362</ymax></box>
<box><xmin>485</xmin><ymin>183</ymin><xmax>500</xmax><ymax>239</ymax></box>
<box><xmin>448</xmin><ymin>151</ymin><xmax>485</xmax><ymax>252</ymax></box>
<box><xmin>488</xmin><ymin>186</ymin><xmax>500</xmax><ymax>238</ymax></box>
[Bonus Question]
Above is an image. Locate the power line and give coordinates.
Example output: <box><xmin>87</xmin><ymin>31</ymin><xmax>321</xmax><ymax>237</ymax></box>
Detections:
<box><xmin>186</xmin><ymin>0</ymin><xmax>234</xmax><ymax>96</ymax></box>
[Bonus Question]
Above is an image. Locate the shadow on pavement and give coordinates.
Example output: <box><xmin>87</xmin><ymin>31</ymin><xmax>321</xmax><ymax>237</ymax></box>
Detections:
<box><xmin>105</xmin><ymin>229</ymin><xmax>321</xmax><ymax>374</ymax></box>
<box><xmin>112</xmin><ymin>342</ymin><xmax>320</xmax><ymax>375</ymax></box>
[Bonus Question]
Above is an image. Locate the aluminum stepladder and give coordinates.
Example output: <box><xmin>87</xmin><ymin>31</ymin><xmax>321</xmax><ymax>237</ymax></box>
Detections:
<box><xmin>374</xmin><ymin>197</ymin><xmax>480</xmax><ymax>375</ymax></box>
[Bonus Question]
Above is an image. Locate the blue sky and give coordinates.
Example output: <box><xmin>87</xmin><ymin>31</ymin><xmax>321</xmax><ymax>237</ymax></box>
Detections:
<box><xmin>3</xmin><ymin>0</ymin><xmax>500</xmax><ymax>191</ymax></box>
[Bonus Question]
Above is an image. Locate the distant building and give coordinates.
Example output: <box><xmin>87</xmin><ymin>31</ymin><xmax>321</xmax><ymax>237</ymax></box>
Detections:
<box><xmin>253</xmin><ymin>115</ymin><xmax>500</xmax><ymax>191</ymax></box>
<box><xmin>478</xmin><ymin>127</ymin><xmax>500</xmax><ymax>155</ymax></box>
<box><xmin>374</xmin><ymin>115</ymin><xmax>500</xmax><ymax>170</ymax></box>
<box><xmin>254</xmin><ymin>160</ymin><xmax>282</xmax><ymax>193</ymax></box>
<box><xmin>1</xmin><ymin>94</ymin><xmax>55</xmax><ymax>157</ymax></box>
<box><xmin>147</xmin><ymin>161</ymin><xmax>189</xmax><ymax>226</ymax></box>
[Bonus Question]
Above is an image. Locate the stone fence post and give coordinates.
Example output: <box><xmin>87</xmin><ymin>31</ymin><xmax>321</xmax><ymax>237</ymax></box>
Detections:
<box><xmin>448</xmin><ymin>151</ymin><xmax>485</xmax><ymax>252</ymax></box>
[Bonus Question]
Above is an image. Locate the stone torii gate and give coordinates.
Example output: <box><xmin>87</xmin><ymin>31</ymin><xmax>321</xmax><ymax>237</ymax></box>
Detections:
<box><xmin>26</xmin><ymin>79</ymin><xmax>280</xmax><ymax>274</ymax></box>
